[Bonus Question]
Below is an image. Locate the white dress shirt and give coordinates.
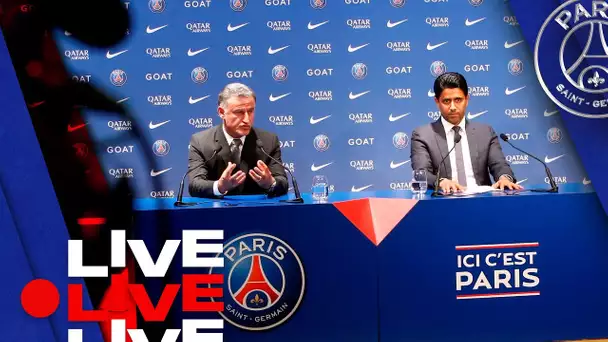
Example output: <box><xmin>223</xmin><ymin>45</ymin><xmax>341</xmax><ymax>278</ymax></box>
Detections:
<box><xmin>440</xmin><ymin>116</ymin><xmax>478</xmax><ymax>187</ymax></box>
<box><xmin>213</xmin><ymin>125</ymin><xmax>246</xmax><ymax>196</ymax></box>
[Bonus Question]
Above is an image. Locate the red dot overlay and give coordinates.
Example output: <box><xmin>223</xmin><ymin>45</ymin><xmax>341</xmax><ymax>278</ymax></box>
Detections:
<box><xmin>21</xmin><ymin>279</ymin><xmax>60</xmax><ymax>318</ymax></box>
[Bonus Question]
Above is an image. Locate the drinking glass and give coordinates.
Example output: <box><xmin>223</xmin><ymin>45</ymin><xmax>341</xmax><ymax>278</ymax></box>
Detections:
<box><xmin>412</xmin><ymin>169</ymin><xmax>428</xmax><ymax>194</ymax></box>
<box><xmin>312</xmin><ymin>175</ymin><xmax>329</xmax><ymax>201</ymax></box>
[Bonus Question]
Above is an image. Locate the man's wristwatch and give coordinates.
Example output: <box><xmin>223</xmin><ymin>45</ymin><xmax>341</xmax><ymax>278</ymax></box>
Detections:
<box><xmin>266</xmin><ymin>180</ymin><xmax>277</xmax><ymax>193</ymax></box>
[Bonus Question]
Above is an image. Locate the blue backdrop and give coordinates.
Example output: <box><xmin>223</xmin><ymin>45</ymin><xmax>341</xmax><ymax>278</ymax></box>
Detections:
<box><xmin>54</xmin><ymin>0</ymin><xmax>590</xmax><ymax>199</ymax></box>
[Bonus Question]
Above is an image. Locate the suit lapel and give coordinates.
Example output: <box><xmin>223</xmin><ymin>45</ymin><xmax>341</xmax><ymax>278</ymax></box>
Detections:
<box><xmin>465</xmin><ymin>121</ymin><xmax>480</xmax><ymax>177</ymax></box>
<box><xmin>432</xmin><ymin>120</ymin><xmax>451</xmax><ymax>178</ymax></box>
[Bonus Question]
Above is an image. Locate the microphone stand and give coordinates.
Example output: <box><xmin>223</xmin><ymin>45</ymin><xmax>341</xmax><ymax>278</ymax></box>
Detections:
<box><xmin>500</xmin><ymin>136</ymin><xmax>558</xmax><ymax>193</ymax></box>
<box><xmin>256</xmin><ymin>140</ymin><xmax>304</xmax><ymax>203</ymax></box>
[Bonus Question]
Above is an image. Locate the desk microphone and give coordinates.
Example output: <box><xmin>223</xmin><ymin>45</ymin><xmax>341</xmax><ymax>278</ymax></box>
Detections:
<box><xmin>256</xmin><ymin>139</ymin><xmax>304</xmax><ymax>203</ymax></box>
<box><xmin>431</xmin><ymin>132</ymin><xmax>462</xmax><ymax>197</ymax></box>
<box><xmin>499</xmin><ymin>133</ymin><xmax>558</xmax><ymax>193</ymax></box>
<box><xmin>174</xmin><ymin>144</ymin><xmax>222</xmax><ymax>207</ymax></box>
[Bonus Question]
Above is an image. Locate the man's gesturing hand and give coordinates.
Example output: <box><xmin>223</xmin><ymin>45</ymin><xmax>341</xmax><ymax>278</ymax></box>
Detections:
<box><xmin>218</xmin><ymin>162</ymin><xmax>246</xmax><ymax>194</ymax></box>
<box><xmin>249</xmin><ymin>160</ymin><xmax>275</xmax><ymax>190</ymax></box>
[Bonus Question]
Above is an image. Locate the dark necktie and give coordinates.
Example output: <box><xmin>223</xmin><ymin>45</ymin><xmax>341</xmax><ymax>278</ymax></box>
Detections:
<box><xmin>230</xmin><ymin>139</ymin><xmax>242</xmax><ymax>165</ymax></box>
<box><xmin>452</xmin><ymin>126</ymin><xmax>467</xmax><ymax>186</ymax></box>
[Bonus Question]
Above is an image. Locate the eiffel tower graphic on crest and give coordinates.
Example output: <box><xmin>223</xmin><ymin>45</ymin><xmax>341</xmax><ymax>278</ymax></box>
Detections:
<box><xmin>564</xmin><ymin>21</ymin><xmax>608</xmax><ymax>92</ymax></box>
<box><xmin>233</xmin><ymin>255</ymin><xmax>281</xmax><ymax>309</ymax></box>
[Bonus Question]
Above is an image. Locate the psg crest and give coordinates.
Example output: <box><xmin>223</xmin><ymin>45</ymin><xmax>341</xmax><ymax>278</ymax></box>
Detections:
<box><xmin>210</xmin><ymin>233</ymin><xmax>306</xmax><ymax>331</ymax></box>
<box><xmin>535</xmin><ymin>0</ymin><xmax>608</xmax><ymax>118</ymax></box>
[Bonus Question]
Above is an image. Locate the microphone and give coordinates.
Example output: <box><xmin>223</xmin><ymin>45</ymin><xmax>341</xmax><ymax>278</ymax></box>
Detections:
<box><xmin>499</xmin><ymin>133</ymin><xmax>558</xmax><ymax>193</ymax></box>
<box><xmin>256</xmin><ymin>139</ymin><xmax>304</xmax><ymax>203</ymax></box>
<box><xmin>174</xmin><ymin>144</ymin><xmax>222</xmax><ymax>207</ymax></box>
<box><xmin>431</xmin><ymin>132</ymin><xmax>462</xmax><ymax>197</ymax></box>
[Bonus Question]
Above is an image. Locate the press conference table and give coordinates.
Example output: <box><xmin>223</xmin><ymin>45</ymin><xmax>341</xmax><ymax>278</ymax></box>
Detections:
<box><xmin>133</xmin><ymin>184</ymin><xmax>608</xmax><ymax>342</ymax></box>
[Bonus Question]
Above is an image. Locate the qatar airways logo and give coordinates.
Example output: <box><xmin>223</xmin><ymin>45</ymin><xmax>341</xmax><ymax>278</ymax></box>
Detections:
<box><xmin>64</xmin><ymin>50</ymin><xmax>89</xmax><ymax>60</ymax></box>
<box><xmin>269</xmin><ymin>115</ymin><xmax>294</xmax><ymax>126</ymax></box>
<box><xmin>350</xmin><ymin>160</ymin><xmax>374</xmax><ymax>171</ymax></box>
<box><xmin>146</xmin><ymin>47</ymin><xmax>171</xmax><ymax>58</ymax></box>
<box><xmin>108</xmin><ymin>120</ymin><xmax>132</xmax><ymax>131</ymax></box>
<box><xmin>506</xmin><ymin>154</ymin><xmax>529</xmax><ymax>165</ymax></box>
<box><xmin>189</xmin><ymin>117</ymin><xmax>213</xmax><ymax>129</ymax></box>
<box><xmin>148</xmin><ymin>95</ymin><xmax>172</xmax><ymax>106</ymax></box>
<box><xmin>469</xmin><ymin>86</ymin><xmax>490</xmax><ymax>96</ymax></box>
<box><xmin>187</xmin><ymin>22</ymin><xmax>211</xmax><ymax>33</ymax></box>
<box><xmin>347</xmin><ymin>18</ymin><xmax>371</xmax><ymax>29</ymax></box>
<box><xmin>349</xmin><ymin>112</ymin><xmax>373</xmax><ymax>123</ymax></box>
<box><xmin>309</xmin><ymin>90</ymin><xmax>333</xmax><ymax>101</ymax></box>
<box><xmin>108</xmin><ymin>168</ymin><xmax>134</xmax><ymax>178</ymax></box>
<box><xmin>504</xmin><ymin>15</ymin><xmax>518</xmax><ymax>26</ymax></box>
<box><xmin>227</xmin><ymin>45</ymin><xmax>252</xmax><ymax>56</ymax></box>
<box><xmin>267</xmin><ymin>20</ymin><xmax>291</xmax><ymax>31</ymax></box>
<box><xmin>308</xmin><ymin>43</ymin><xmax>332</xmax><ymax>54</ymax></box>
<box><xmin>426</xmin><ymin>17</ymin><xmax>449</xmax><ymax>27</ymax></box>
<box><xmin>150</xmin><ymin>190</ymin><xmax>175</xmax><ymax>198</ymax></box>
<box><xmin>388</xmin><ymin>88</ymin><xmax>412</xmax><ymax>99</ymax></box>
<box><xmin>465</xmin><ymin>40</ymin><xmax>489</xmax><ymax>50</ymax></box>
<box><xmin>505</xmin><ymin>108</ymin><xmax>528</xmax><ymax>119</ymax></box>
<box><xmin>386</xmin><ymin>41</ymin><xmax>411</xmax><ymax>52</ymax></box>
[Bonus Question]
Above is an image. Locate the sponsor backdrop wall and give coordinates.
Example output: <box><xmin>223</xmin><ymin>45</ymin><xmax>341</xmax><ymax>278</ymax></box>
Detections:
<box><xmin>55</xmin><ymin>0</ymin><xmax>590</xmax><ymax>199</ymax></box>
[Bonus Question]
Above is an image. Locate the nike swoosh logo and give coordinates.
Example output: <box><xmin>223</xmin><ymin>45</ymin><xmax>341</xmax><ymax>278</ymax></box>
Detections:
<box><xmin>187</xmin><ymin>47</ymin><xmax>209</xmax><ymax>56</ymax></box>
<box><xmin>227</xmin><ymin>22</ymin><xmax>249</xmax><ymax>32</ymax></box>
<box><xmin>544</xmin><ymin>154</ymin><xmax>565</xmax><ymax>163</ymax></box>
<box><xmin>310</xmin><ymin>115</ymin><xmax>331</xmax><ymax>124</ymax></box>
<box><xmin>348</xmin><ymin>43</ymin><xmax>369</xmax><ymax>52</ymax></box>
<box><xmin>390</xmin><ymin>160</ymin><xmax>411</xmax><ymax>169</ymax></box>
<box><xmin>505</xmin><ymin>86</ymin><xmax>526</xmax><ymax>95</ymax></box>
<box><xmin>504</xmin><ymin>40</ymin><xmax>524</xmax><ymax>48</ymax></box>
<box><xmin>106</xmin><ymin>50</ymin><xmax>128</xmax><ymax>59</ymax></box>
<box><xmin>349</xmin><ymin>91</ymin><xmax>370</xmax><ymax>100</ymax></box>
<box><xmin>150</xmin><ymin>168</ymin><xmax>172</xmax><ymax>177</ymax></box>
<box><xmin>465</xmin><ymin>17</ymin><xmax>486</xmax><ymax>26</ymax></box>
<box><xmin>427</xmin><ymin>41</ymin><xmax>448</xmax><ymax>51</ymax></box>
<box><xmin>387</xmin><ymin>18</ymin><xmax>408</xmax><ymax>28</ymax></box>
<box><xmin>389</xmin><ymin>113</ymin><xmax>410</xmax><ymax>122</ymax></box>
<box><xmin>268</xmin><ymin>45</ymin><xmax>290</xmax><ymax>54</ymax></box>
<box><xmin>516</xmin><ymin>178</ymin><xmax>528</xmax><ymax>185</ymax></box>
<box><xmin>189</xmin><ymin>95</ymin><xmax>210</xmax><ymax>104</ymax></box>
<box><xmin>149</xmin><ymin>120</ymin><xmax>171</xmax><ymax>129</ymax></box>
<box><xmin>351</xmin><ymin>184</ymin><xmax>373</xmax><ymax>192</ymax></box>
<box><xmin>467</xmin><ymin>110</ymin><xmax>488</xmax><ymax>119</ymax></box>
<box><xmin>308</xmin><ymin>21</ymin><xmax>329</xmax><ymax>30</ymax></box>
<box><xmin>544</xmin><ymin>110</ymin><xmax>559</xmax><ymax>117</ymax></box>
<box><xmin>116</xmin><ymin>97</ymin><xmax>130</xmax><ymax>104</ymax></box>
<box><xmin>146</xmin><ymin>24</ymin><xmax>168</xmax><ymax>34</ymax></box>
<box><xmin>428</xmin><ymin>90</ymin><xmax>435</xmax><ymax>97</ymax></box>
<box><xmin>583</xmin><ymin>177</ymin><xmax>591</xmax><ymax>185</ymax></box>
<box><xmin>269</xmin><ymin>93</ymin><xmax>291</xmax><ymax>102</ymax></box>
<box><xmin>27</xmin><ymin>101</ymin><xmax>45</xmax><ymax>108</ymax></box>
<box><xmin>311</xmin><ymin>162</ymin><xmax>333</xmax><ymax>171</ymax></box>
<box><xmin>67</xmin><ymin>123</ymin><xmax>87</xmax><ymax>132</ymax></box>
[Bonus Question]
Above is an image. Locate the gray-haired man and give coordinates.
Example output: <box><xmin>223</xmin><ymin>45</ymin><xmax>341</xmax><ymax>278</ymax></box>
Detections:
<box><xmin>187</xmin><ymin>83</ymin><xmax>288</xmax><ymax>198</ymax></box>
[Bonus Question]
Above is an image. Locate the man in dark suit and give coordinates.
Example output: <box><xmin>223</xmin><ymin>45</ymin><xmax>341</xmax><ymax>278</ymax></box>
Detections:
<box><xmin>410</xmin><ymin>72</ymin><xmax>523</xmax><ymax>193</ymax></box>
<box><xmin>187</xmin><ymin>83</ymin><xmax>288</xmax><ymax>198</ymax></box>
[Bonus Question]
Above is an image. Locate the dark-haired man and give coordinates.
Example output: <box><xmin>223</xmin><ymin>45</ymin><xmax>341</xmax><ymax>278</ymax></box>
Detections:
<box><xmin>410</xmin><ymin>72</ymin><xmax>523</xmax><ymax>193</ymax></box>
